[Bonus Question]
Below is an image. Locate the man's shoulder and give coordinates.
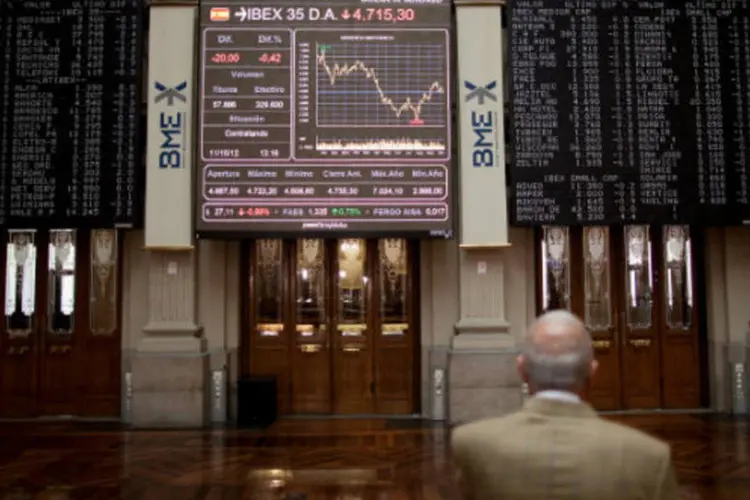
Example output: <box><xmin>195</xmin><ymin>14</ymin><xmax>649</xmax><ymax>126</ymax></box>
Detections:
<box><xmin>452</xmin><ymin>412</ymin><xmax>670</xmax><ymax>455</ymax></box>
<box><xmin>451</xmin><ymin>412</ymin><xmax>524</xmax><ymax>443</ymax></box>
<box><xmin>452</xmin><ymin>410</ymin><xmax>670</xmax><ymax>452</ymax></box>
<box><xmin>593</xmin><ymin>418</ymin><xmax>671</xmax><ymax>455</ymax></box>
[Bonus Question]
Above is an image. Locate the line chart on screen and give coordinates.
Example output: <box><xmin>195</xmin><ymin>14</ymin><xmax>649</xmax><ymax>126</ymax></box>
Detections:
<box><xmin>297</xmin><ymin>29</ymin><xmax>450</xmax><ymax>156</ymax></box>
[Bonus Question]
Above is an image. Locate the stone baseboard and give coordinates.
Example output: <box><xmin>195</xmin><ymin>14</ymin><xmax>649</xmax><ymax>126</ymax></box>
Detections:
<box><xmin>448</xmin><ymin>349</ymin><xmax>522</xmax><ymax>424</ymax></box>
<box><xmin>130</xmin><ymin>353</ymin><xmax>210</xmax><ymax>428</ymax></box>
<box><xmin>708</xmin><ymin>341</ymin><xmax>750</xmax><ymax>414</ymax></box>
<box><xmin>449</xmin><ymin>386</ymin><xmax>523</xmax><ymax>424</ymax></box>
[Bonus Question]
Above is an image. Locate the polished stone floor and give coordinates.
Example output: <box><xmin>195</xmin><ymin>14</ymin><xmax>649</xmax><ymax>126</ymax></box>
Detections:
<box><xmin>0</xmin><ymin>414</ymin><xmax>747</xmax><ymax>498</ymax></box>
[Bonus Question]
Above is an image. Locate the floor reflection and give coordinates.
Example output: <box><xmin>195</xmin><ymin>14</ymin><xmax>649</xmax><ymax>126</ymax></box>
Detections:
<box><xmin>0</xmin><ymin>416</ymin><xmax>747</xmax><ymax>499</ymax></box>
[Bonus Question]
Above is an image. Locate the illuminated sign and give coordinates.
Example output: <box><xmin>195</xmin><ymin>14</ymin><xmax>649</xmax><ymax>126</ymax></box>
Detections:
<box><xmin>196</xmin><ymin>0</ymin><xmax>453</xmax><ymax>236</ymax></box>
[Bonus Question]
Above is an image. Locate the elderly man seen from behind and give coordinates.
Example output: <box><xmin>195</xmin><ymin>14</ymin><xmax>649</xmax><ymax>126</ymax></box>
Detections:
<box><xmin>451</xmin><ymin>310</ymin><xmax>679</xmax><ymax>500</ymax></box>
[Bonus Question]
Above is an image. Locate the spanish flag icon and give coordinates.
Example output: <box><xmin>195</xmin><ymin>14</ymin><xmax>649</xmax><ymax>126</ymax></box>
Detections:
<box><xmin>210</xmin><ymin>7</ymin><xmax>230</xmax><ymax>22</ymax></box>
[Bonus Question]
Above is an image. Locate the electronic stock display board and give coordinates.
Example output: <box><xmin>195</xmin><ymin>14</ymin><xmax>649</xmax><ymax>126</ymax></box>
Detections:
<box><xmin>196</xmin><ymin>0</ymin><xmax>453</xmax><ymax>236</ymax></box>
<box><xmin>509</xmin><ymin>0</ymin><xmax>750</xmax><ymax>226</ymax></box>
<box><xmin>0</xmin><ymin>0</ymin><xmax>143</xmax><ymax>229</ymax></box>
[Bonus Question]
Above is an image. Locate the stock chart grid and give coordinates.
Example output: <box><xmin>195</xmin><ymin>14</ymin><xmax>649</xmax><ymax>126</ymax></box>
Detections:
<box><xmin>313</xmin><ymin>32</ymin><xmax>448</xmax><ymax>130</ymax></box>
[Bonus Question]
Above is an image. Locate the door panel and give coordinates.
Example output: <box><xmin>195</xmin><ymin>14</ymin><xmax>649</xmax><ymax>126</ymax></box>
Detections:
<box><xmin>333</xmin><ymin>239</ymin><xmax>373</xmax><ymax>414</ymax></box>
<box><xmin>0</xmin><ymin>229</ymin><xmax>122</xmax><ymax>418</ymax></box>
<box><xmin>621</xmin><ymin>225</ymin><xmax>661</xmax><ymax>409</ymax></box>
<box><xmin>375</xmin><ymin>239</ymin><xmax>415</xmax><ymax>414</ymax></box>
<box><xmin>537</xmin><ymin>225</ymin><xmax>704</xmax><ymax>411</ymax></box>
<box><xmin>291</xmin><ymin>239</ymin><xmax>331</xmax><ymax>414</ymax></box>
<box><xmin>540</xmin><ymin>227</ymin><xmax>572</xmax><ymax>312</ymax></box>
<box><xmin>1</xmin><ymin>230</ymin><xmax>39</xmax><ymax>417</ymax></box>
<box><xmin>580</xmin><ymin>227</ymin><xmax>621</xmax><ymax>411</ymax></box>
<box><xmin>39</xmin><ymin>229</ymin><xmax>80</xmax><ymax>415</ymax></box>
<box><xmin>81</xmin><ymin>229</ymin><xmax>122</xmax><ymax>416</ymax></box>
<box><xmin>660</xmin><ymin>225</ymin><xmax>701</xmax><ymax>408</ymax></box>
<box><xmin>249</xmin><ymin>239</ymin><xmax>290</xmax><ymax>414</ymax></box>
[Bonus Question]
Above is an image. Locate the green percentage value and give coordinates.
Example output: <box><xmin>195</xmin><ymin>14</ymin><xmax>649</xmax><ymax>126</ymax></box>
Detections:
<box><xmin>331</xmin><ymin>207</ymin><xmax>362</xmax><ymax>216</ymax></box>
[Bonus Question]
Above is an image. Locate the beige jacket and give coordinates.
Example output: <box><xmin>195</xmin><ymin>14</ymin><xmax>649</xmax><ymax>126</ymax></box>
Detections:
<box><xmin>451</xmin><ymin>397</ymin><xmax>679</xmax><ymax>500</ymax></box>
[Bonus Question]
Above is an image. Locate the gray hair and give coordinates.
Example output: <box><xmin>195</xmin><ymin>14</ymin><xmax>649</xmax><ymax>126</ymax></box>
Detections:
<box><xmin>522</xmin><ymin>310</ymin><xmax>593</xmax><ymax>391</ymax></box>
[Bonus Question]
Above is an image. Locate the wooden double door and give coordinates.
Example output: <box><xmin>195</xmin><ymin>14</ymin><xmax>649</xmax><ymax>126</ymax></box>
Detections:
<box><xmin>244</xmin><ymin>238</ymin><xmax>418</xmax><ymax>415</ymax></box>
<box><xmin>538</xmin><ymin>225</ymin><xmax>704</xmax><ymax>411</ymax></box>
<box><xmin>0</xmin><ymin>229</ymin><xmax>122</xmax><ymax>418</ymax></box>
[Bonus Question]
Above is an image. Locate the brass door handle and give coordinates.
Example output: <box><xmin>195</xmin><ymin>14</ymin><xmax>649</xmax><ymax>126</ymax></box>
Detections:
<box><xmin>299</xmin><ymin>344</ymin><xmax>322</xmax><ymax>353</ymax></box>
<box><xmin>382</xmin><ymin>323</ymin><xmax>408</xmax><ymax>336</ymax></box>
<box><xmin>342</xmin><ymin>346</ymin><xmax>362</xmax><ymax>352</ymax></box>
<box><xmin>629</xmin><ymin>338</ymin><xmax>652</xmax><ymax>348</ymax></box>
<box><xmin>337</xmin><ymin>324</ymin><xmax>366</xmax><ymax>337</ymax></box>
<box><xmin>7</xmin><ymin>346</ymin><xmax>30</xmax><ymax>355</ymax></box>
<box><xmin>593</xmin><ymin>339</ymin><xmax>611</xmax><ymax>349</ymax></box>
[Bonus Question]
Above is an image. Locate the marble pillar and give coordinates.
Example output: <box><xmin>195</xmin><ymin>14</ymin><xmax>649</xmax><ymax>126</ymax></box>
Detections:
<box><xmin>449</xmin><ymin>249</ymin><xmax>522</xmax><ymax>424</ymax></box>
<box><xmin>448</xmin><ymin>0</ymin><xmax>522</xmax><ymax>424</ymax></box>
<box><xmin>131</xmin><ymin>250</ymin><xmax>208</xmax><ymax>427</ymax></box>
<box><xmin>130</xmin><ymin>0</ymin><xmax>207</xmax><ymax>427</ymax></box>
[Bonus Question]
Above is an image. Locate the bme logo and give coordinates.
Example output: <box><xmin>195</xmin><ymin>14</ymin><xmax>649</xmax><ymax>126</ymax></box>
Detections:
<box><xmin>154</xmin><ymin>81</ymin><xmax>188</xmax><ymax>169</ymax></box>
<box><xmin>464</xmin><ymin>80</ymin><xmax>497</xmax><ymax>104</ymax></box>
<box><xmin>154</xmin><ymin>81</ymin><xmax>187</xmax><ymax>105</ymax></box>
<box><xmin>464</xmin><ymin>80</ymin><xmax>498</xmax><ymax>168</ymax></box>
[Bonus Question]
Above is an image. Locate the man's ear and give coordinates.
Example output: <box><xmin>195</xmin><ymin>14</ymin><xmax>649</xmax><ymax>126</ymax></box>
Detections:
<box><xmin>589</xmin><ymin>359</ymin><xmax>599</xmax><ymax>379</ymax></box>
<box><xmin>516</xmin><ymin>354</ymin><xmax>527</xmax><ymax>382</ymax></box>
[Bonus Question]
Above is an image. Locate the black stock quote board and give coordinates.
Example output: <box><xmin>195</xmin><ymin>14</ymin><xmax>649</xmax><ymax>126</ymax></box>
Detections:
<box><xmin>196</xmin><ymin>0</ymin><xmax>453</xmax><ymax>236</ymax></box>
<box><xmin>509</xmin><ymin>0</ymin><xmax>750</xmax><ymax>227</ymax></box>
<box><xmin>0</xmin><ymin>0</ymin><xmax>144</xmax><ymax>229</ymax></box>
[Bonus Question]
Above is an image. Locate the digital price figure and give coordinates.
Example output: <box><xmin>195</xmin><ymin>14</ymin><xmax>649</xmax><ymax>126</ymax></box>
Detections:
<box><xmin>197</xmin><ymin>2</ymin><xmax>453</xmax><ymax>235</ymax></box>
<box><xmin>339</xmin><ymin>8</ymin><xmax>417</xmax><ymax>23</ymax></box>
<box><xmin>206</xmin><ymin>51</ymin><xmax>282</xmax><ymax>65</ymax></box>
<box><xmin>209</xmin><ymin>52</ymin><xmax>241</xmax><ymax>64</ymax></box>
